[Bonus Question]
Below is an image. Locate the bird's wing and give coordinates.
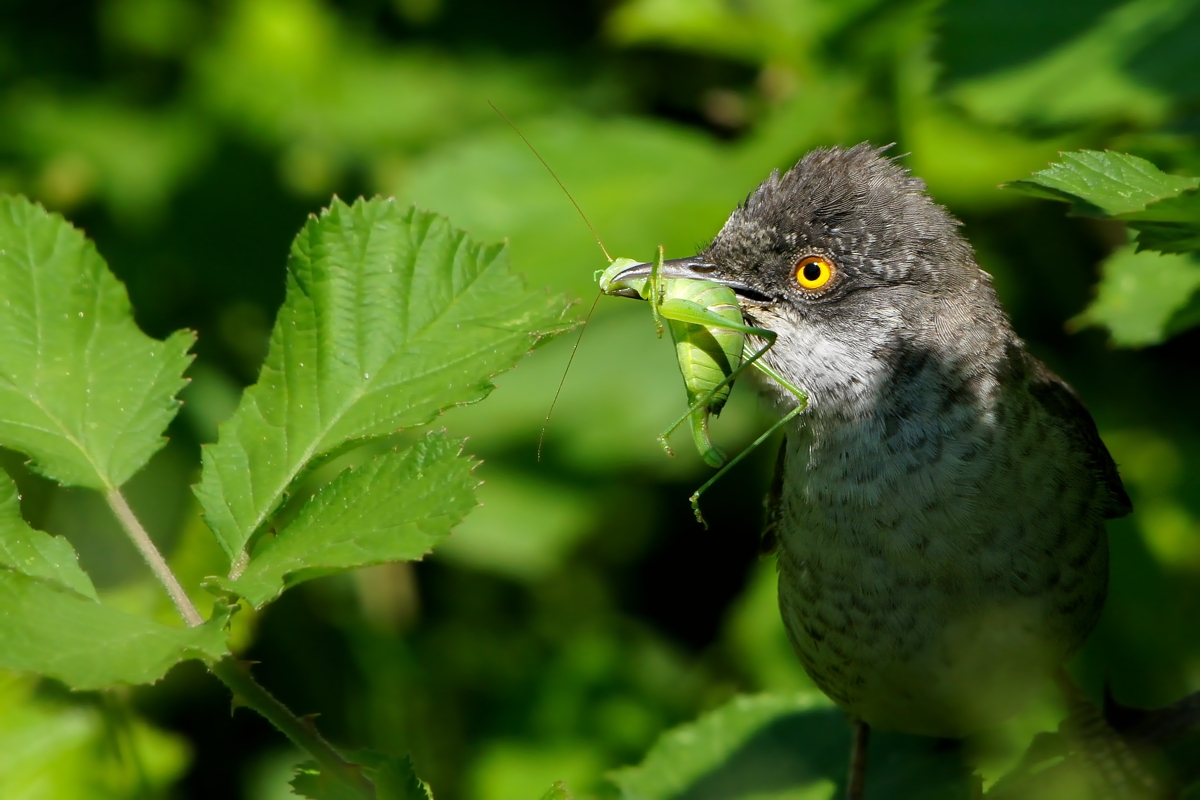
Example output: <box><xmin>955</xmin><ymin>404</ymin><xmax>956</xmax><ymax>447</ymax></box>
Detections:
<box><xmin>760</xmin><ymin>436</ymin><xmax>788</xmax><ymax>555</ymax></box>
<box><xmin>1025</xmin><ymin>354</ymin><xmax>1133</xmax><ymax>519</ymax></box>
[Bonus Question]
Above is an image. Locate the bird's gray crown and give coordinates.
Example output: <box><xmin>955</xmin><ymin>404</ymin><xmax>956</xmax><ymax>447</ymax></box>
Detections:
<box><xmin>704</xmin><ymin>143</ymin><xmax>977</xmax><ymax>298</ymax></box>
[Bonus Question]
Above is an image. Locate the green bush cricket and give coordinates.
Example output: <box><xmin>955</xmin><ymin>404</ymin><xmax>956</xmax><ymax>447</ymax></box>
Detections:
<box><xmin>596</xmin><ymin>250</ymin><xmax>808</xmax><ymax>525</ymax></box>
<box><xmin>491</xmin><ymin>104</ymin><xmax>808</xmax><ymax>524</ymax></box>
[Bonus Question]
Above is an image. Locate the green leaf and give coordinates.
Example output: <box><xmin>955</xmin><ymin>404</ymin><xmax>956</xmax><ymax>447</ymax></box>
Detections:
<box><xmin>1070</xmin><ymin>246</ymin><xmax>1200</xmax><ymax>346</ymax></box>
<box><xmin>0</xmin><ymin>469</ymin><xmax>95</xmax><ymax>599</ymax></box>
<box><xmin>610</xmin><ymin>693</ymin><xmax>835</xmax><ymax>800</ymax></box>
<box><xmin>193</xmin><ymin>199</ymin><xmax>569</xmax><ymax>563</ymax></box>
<box><xmin>1120</xmin><ymin>188</ymin><xmax>1200</xmax><ymax>254</ymax></box>
<box><xmin>0</xmin><ymin>571</ymin><xmax>230</xmax><ymax>689</ymax></box>
<box><xmin>610</xmin><ymin>692</ymin><xmax>973</xmax><ymax>800</ymax></box>
<box><xmin>291</xmin><ymin>753</ymin><xmax>432</xmax><ymax>800</ymax></box>
<box><xmin>0</xmin><ymin>195</ymin><xmax>194</xmax><ymax>490</ymax></box>
<box><xmin>938</xmin><ymin>0</ymin><xmax>1200</xmax><ymax>129</ymax></box>
<box><xmin>1004</xmin><ymin>150</ymin><xmax>1200</xmax><ymax>217</ymax></box>
<box><xmin>226</xmin><ymin>432</ymin><xmax>477</xmax><ymax>608</ymax></box>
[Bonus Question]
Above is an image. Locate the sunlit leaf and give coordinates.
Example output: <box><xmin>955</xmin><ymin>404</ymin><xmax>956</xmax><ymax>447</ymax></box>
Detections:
<box><xmin>227</xmin><ymin>432</ymin><xmax>477</xmax><ymax>608</ymax></box>
<box><xmin>0</xmin><ymin>195</ymin><xmax>194</xmax><ymax>490</ymax></box>
<box><xmin>0</xmin><ymin>470</ymin><xmax>95</xmax><ymax>599</ymax></box>
<box><xmin>0</xmin><ymin>572</ymin><xmax>230</xmax><ymax>689</ymax></box>
<box><xmin>194</xmin><ymin>199</ymin><xmax>569</xmax><ymax>564</ymax></box>
<box><xmin>1069</xmin><ymin>246</ymin><xmax>1200</xmax><ymax>346</ymax></box>
<box><xmin>1004</xmin><ymin>150</ymin><xmax>1199</xmax><ymax>216</ymax></box>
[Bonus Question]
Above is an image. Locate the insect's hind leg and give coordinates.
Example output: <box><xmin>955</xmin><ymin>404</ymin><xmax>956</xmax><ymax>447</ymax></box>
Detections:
<box><xmin>687</xmin><ymin>346</ymin><xmax>808</xmax><ymax>527</ymax></box>
<box><xmin>654</xmin><ymin>316</ymin><xmax>779</xmax><ymax>464</ymax></box>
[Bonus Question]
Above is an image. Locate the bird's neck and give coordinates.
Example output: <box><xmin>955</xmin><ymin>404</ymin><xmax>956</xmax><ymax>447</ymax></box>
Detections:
<box><xmin>759</xmin><ymin>292</ymin><xmax>1018</xmax><ymax>427</ymax></box>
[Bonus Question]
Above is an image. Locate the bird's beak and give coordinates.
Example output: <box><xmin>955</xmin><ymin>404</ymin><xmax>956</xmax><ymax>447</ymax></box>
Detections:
<box><xmin>601</xmin><ymin>256</ymin><xmax>763</xmax><ymax>302</ymax></box>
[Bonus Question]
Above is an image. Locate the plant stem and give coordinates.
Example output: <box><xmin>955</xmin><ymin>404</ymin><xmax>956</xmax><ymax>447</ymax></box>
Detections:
<box><xmin>106</xmin><ymin>488</ymin><xmax>203</xmax><ymax>627</ymax></box>
<box><xmin>210</xmin><ymin>657</ymin><xmax>376</xmax><ymax>798</ymax></box>
<box><xmin>106</xmin><ymin>488</ymin><xmax>375</xmax><ymax>798</ymax></box>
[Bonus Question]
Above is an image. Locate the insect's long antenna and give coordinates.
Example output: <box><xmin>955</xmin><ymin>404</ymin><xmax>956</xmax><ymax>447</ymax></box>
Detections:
<box><xmin>489</xmin><ymin>100</ymin><xmax>612</xmax><ymax>263</ymax></box>
<box><xmin>489</xmin><ymin>102</ymin><xmax>613</xmax><ymax>461</ymax></box>
<box><xmin>537</xmin><ymin>290</ymin><xmax>602</xmax><ymax>461</ymax></box>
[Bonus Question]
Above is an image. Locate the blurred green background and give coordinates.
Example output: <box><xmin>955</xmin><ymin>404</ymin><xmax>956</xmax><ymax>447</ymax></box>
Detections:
<box><xmin>1</xmin><ymin>0</ymin><xmax>1198</xmax><ymax>797</ymax></box>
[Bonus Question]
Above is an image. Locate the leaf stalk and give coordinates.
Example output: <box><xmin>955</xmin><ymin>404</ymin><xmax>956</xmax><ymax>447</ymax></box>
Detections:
<box><xmin>210</xmin><ymin>656</ymin><xmax>377</xmax><ymax>798</ymax></box>
<box><xmin>107</xmin><ymin>488</ymin><xmax>375</xmax><ymax>798</ymax></box>
<box><xmin>105</xmin><ymin>488</ymin><xmax>204</xmax><ymax>627</ymax></box>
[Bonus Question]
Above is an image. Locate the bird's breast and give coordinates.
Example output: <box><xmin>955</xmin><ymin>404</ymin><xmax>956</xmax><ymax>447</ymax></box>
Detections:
<box><xmin>771</xmin><ymin>378</ymin><xmax>1110</xmax><ymax>735</ymax></box>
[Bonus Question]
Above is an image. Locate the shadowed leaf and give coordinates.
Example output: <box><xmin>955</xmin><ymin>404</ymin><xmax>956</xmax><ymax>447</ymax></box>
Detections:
<box><xmin>0</xmin><ymin>572</ymin><xmax>230</xmax><ymax>689</ymax></box>
<box><xmin>226</xmin><ymin>432</ymin><xmax>477</xmax><ymax>608</ymax></box>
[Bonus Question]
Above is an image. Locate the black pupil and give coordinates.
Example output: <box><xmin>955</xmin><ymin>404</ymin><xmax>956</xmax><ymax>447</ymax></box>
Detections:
<box><xmin>803</xmin><ymin>261</ymin><xmax>823</xmax><ymax>282</ymax></box>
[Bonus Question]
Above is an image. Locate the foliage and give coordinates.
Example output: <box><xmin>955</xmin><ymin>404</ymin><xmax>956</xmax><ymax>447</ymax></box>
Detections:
<box><xmin>1004</xmin><ymin>150</ymin><xmax>1200</xmax><ymax>346</ymax></box>
<box><xmin>0</xmin><ymin>192</ymin><xmax>566</xmax><ymax>795</ymax></box>
<box><xmin>0</xmin><ymin>0</ymin><xmax>1197</xmax><ymax>798</ymax></box>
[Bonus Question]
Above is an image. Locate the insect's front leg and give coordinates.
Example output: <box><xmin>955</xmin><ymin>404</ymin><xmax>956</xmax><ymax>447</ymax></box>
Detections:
<box><xmin>647</xmin><ymin>244</ymin><xmax>667</xmax><ymax>337</ymax></box>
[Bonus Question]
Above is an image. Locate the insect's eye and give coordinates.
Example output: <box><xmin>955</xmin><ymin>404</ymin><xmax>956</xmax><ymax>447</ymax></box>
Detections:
<box><xmin>795</xmin><ymin>255</ymin><xmax>835</xmax><ymax>291</ymax></box>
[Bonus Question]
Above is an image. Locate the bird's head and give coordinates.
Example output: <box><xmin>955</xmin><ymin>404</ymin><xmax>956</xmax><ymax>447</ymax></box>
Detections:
<box><xmin>608</xmin><ymin>143</ymin><xmax>1010</xmax><ymax>412</ymax></box>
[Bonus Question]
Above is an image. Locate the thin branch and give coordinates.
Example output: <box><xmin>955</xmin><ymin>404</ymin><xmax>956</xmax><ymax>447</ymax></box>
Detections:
<box><xmin>105</xmin><ymin>488</ymin><xmax>375</xmax><ymax>797</ymax></box>
<box><xmin>211</xmin><ymin>657</ymin><xmax>376</xmax><ymax>798</ymax></box>
<box><xmin>105</xmin><ymin>488</ymin><xmax>203</xmax><ymax>627</ymax></box>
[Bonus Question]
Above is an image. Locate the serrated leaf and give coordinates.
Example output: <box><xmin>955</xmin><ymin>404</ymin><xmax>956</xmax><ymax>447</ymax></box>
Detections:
<box><xmin>0</xmin><ymin>195</ymin><xmax>194</xmax><ymax>490</ymax></box>
<box><xmin>610</xmin><ymin>692</ymin><xmax>973</xmax><ymax>800</ymax></box>
<box><xmin>0</xmin><ymin>571</ymin><xmax>230</xmax><ymax>689</ymax></box>
<box><xmin>0</xmin><ymin>469</ymin><xmax>95</xmax><ymax>599</ymax></box>
<box><xmin>1004</xmin><ymin>151</ymin><xmax>1200</xmax><ymax>217</ymax></box>
<box><xmin>227</xmin><ymin>432</ymin><xmax>477</xmax><ymax>608</ymax></box>
<box><xmin>194</xmin><ymin>199</ymin><xmax>569</xmax><ymax>563</ymax></box>
<box><xmin>291</xmin><ymin>753</ymin><xmax>432</xmax><ymax>800</ymax></box>
<box><xmin>1070</xmin><ymin>246</ymin><xmax>1200</xmax><ymax>346</ymax></box>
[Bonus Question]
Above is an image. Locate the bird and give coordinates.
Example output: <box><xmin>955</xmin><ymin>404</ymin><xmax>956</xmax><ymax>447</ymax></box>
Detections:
<box><xmin>613</xmin><ymin>143</ymin><xmax>1132</xmax><ymax>797</ymax></box>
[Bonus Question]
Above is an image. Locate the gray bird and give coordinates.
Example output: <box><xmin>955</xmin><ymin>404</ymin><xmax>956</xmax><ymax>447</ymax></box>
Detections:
<box><xmin>609</xmin><ymin>143</ymin><xmax>1131</xmax><ymax>796</ymax></box>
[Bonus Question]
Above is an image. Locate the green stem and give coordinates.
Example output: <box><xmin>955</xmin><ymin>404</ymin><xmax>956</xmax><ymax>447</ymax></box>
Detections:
<box><xmin>210</xmin><ymin>657</ymin><xmax>376</xmax><ymax>798</ymax></box>
<box><xmin>106</xmin><ymin>488</ymin><xmax>375</xmax><ymax>798</ymax></box>
<box><xmin>106</xmin><ymin>488</ymin><xmax>203</xmax><ymax>627</ymax></box>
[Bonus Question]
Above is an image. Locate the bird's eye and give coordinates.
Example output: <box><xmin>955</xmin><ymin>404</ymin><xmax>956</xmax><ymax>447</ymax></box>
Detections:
<box><xmin>795</xmin><ymin>255</ymin><xmax>835</xmax><ymax>291</ymax></box>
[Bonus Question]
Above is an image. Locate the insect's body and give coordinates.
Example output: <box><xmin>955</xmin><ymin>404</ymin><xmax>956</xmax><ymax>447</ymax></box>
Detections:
<box><xmin>667</xmin><ymin>279</ymin><xmax>741</xmax><ymax>422</ymax></box>
<box><xmin>599</xmin><ymin>252</ymin><xmax>809</xmax><ymax>522</ymax></box>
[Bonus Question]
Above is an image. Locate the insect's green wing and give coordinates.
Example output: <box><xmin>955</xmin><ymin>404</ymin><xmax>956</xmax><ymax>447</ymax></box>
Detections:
<box><xmin>655</xmin><ymin>280</ymin><xmax>745</xmax><ymax>469</ymax></box>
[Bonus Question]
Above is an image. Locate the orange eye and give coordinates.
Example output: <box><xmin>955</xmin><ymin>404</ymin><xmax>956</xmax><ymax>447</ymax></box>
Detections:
<box><xmin>795</xmin><ymin>255</ymin><xmax>834</xmax><ymax>291</ymax></box>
